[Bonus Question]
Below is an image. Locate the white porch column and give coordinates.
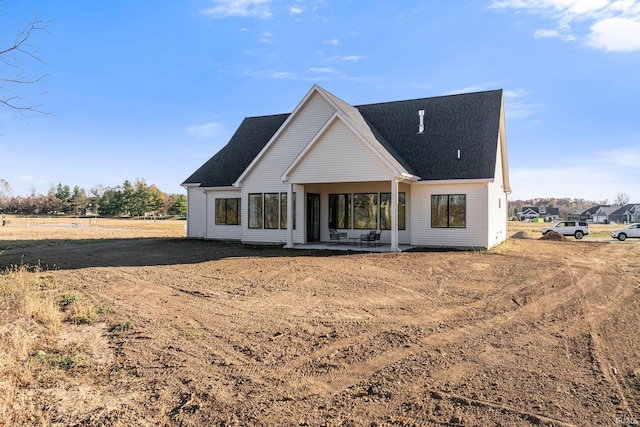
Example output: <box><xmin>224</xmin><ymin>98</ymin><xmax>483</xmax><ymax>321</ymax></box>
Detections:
<box><xmin>390</xmin><ymin>178</ymin><xmax>399</xmax><ymax>251</ymax></box>
<box><xmin>285</xmin><ymin>182</ymin><xmax>294</xmax><ymax>248</ymax></box>
<box><xmin>204</xmin><ymin>190</ymin><xmax>208</xmax><ymax>239</ymax></box>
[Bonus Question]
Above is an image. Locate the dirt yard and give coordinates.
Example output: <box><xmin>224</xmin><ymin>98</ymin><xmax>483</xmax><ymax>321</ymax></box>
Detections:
<box><xmin>1</xmin><ymin>218</ymin><xmax>639</xmax><ymax>426</ymax></box>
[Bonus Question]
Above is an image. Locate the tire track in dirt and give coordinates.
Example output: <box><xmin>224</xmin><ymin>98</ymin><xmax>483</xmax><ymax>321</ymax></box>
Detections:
<box><xmin>49</xmin><ymin>239</ymin><xmax>640</xmax><ymax>425</ymax></box>
<box><xmin>560</xmin><ymin>244</ymin><xmax>640</xmax><ymax>418</ymax></box>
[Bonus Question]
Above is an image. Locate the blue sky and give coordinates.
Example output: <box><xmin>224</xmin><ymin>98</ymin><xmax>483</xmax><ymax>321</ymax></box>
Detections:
<box><xmin>1</xmin><ymin>0</ymin><xmax>639</xmax><ymax>202</ymax></box>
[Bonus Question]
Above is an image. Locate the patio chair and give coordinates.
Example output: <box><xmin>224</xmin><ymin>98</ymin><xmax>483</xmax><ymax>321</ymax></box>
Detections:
<box><xmin>360</xmin><ymin>230</ymin><xmax>381</xmax><ymax>247</ymax></box>
<box><xmin>329</xmin><ymin>228</ymin><xmax>348</xmax><ymax>245</ymax></box>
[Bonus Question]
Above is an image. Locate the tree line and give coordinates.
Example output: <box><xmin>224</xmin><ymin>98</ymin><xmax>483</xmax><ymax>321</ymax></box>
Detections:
<box><xmin>0</xmin><ymin>178</ymin><xmax>186</xmax><ymax>218</ymax></box>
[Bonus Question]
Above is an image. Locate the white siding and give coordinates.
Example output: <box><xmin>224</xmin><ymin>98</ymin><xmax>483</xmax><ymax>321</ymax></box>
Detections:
<box><xmin>487</xmin><ymin>135</ymin><xmax>508</xmax><ymax>248</ymax></box>
<box><xmin>186</xmin><ymin>187</ymin><xmax>206</xmax><ymax>239</ymax></box>
<box><xmin>205</xmin><ymin>189</ymin><xmax>242</xmax><ymax>240</ymax></box>
<box><xmin>289</xmin><ymin>119</ymin><xmax>394</xmax><ymax>183</ymax></box>
<box><xmin>241</xmin><ymin>93</ymin><xmax>336</xmax><ymax>244</ymax></box>
<box><xmin>411</xmin><ymin>182</ymin><xmax>488</xmax><ymax>248</ymax></box>
<box><xmin>244</xmin><ymin>92</ymin><xmax>336</xmax><ymax>189</ymax></box>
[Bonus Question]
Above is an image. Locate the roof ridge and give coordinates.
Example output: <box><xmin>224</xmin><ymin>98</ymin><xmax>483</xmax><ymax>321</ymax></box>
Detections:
<box><xmin>355</xmin><ymin>88</ymin><xmax>503</xmax><ymax>109</ymax></box>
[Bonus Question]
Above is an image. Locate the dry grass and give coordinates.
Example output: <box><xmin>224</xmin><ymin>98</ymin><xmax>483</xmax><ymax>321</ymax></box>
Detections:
<box><xmin>0</xmin><ymin>214</ymin><xmax>186</xmax><ymax>241</ymax></box>
<box><xmin>0</xmin><ymin>265</ymin><xmax>64</xmax><ymax>425</ymax></box>
<box><xmin>0</xmin><ymin>264</ymin><xmax>109</xmax><ymax>425</ymax></box>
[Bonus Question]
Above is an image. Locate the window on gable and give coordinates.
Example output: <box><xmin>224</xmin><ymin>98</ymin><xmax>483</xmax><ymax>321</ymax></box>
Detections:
<box><xmin>431</xmin><ymin>194</ymin><xmax>466</xmax><ymax>228</ymax></box>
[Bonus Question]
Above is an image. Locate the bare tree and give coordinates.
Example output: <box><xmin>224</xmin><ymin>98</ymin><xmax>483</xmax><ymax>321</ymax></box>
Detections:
<box><xmin>0</xmin><ymin>6</ymin><xmax>50</xmax><ymax>116</ymax></box>
<box><xmin>0</xmin><ymin>178</ymin><xmax>12</xmax><ymax>208</ymax></box>
<box><xmin>615</xmin><ymin>192</ymin><xmax>630</xmax><ymax>206</ymax></box>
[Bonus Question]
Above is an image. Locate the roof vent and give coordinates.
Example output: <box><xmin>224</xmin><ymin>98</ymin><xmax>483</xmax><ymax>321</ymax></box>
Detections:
<box><xmin>457</xmin><ymin>149</ymin><xmax>461</xmax><ymax>159</ymax></box>
<box><xmin>418</xmin><ymin>110</ymin><xmax>425</xmax><ymax>134</ymax></box>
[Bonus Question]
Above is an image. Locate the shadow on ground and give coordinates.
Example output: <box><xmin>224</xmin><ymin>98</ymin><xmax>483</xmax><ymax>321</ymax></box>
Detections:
<box><xmin>0</xmin><ymin>238</ymin><xmax>387</xmax><ymax>270</ymax></box>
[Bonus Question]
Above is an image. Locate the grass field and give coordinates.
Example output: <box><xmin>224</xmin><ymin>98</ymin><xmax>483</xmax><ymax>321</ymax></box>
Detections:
<box><xmin>0</xmin><ymin>214</ymin><xmax>187</xmax><ymax>241</ymax></box>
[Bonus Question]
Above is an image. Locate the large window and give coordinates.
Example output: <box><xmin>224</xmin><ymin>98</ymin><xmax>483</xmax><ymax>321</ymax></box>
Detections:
<box><xmin>280</xmin><ymin>192</ymin><xmax>287</xmax><ymax>229</ymax></box>
<box><xmin>431</xmin><ymin>194</ymin><xmax>466</xmax><ymax>228</ymax></box>
<box><xmin>279</xmin><ymin>192</ymin><xmax>296</xmax><ymax>230</ymax></box>
<box><xmin>248</xmin><ymin>192</ymin><xmax>296</xmax><ymax>230</ymax></box>
<box><xmin>215</xmin><ymin>198</ymin><xmax>240</xmax><ymax>225</ymax></box>
<box><xmin>353</xmin><ymin>193</ymin><xmax>378</xmax><ymax>229</ymax></box>
<box><xmin>380</xmin><ymin>192</ymin><xmax>405</xmax><ymax>230</ymax></box>
<box><xmin>264</xmin><ymin>193</ymin><xmax>279</xmax><ymax>229</ymax></box>
<box><xmin>248</xmin><ymin>193</ymin><xmax>263</xmax><ymax>229</ymax></box>
<box><xmin>328</xmin><ymin>194</ymin><xmax>351</xmax><ymax>229</ymax></box>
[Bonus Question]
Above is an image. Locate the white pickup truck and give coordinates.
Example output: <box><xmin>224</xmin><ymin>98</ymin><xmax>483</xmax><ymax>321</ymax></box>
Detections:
<box><xmin>541</xmin><ymin>221</ymin><xmax>590</xmax><ymax>239</ymax></box>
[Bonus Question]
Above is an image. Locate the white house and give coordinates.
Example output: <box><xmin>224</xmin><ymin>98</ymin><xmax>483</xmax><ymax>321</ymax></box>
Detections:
<box><xmin>182</xmin><ymin>85</ymin><xmax>510</xmax><ymax>250</ymax></box>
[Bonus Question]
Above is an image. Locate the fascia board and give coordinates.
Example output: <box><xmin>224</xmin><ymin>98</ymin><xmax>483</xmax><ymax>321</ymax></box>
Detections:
<box><xmin>199</xmin><ymin>186</ymin><xmax>241</xmax><ymax>192</ymax></box>
<box><xmin>499</xmin><ymin>95</ymin><xmax>511</xmax><ymax>193</ymax></box>
<box><xmin>414</xmin><ymin>178</ymin><xmax>493</xmax><ymax>185</ymax></box>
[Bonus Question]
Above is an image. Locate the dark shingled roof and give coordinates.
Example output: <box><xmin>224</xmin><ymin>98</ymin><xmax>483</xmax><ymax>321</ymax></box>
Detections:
<box><xmin>182</xmin><ymin>113</ymin><xmax>289</xmax><ymax>187</ymax></box>
<box><xmin>182</xmin><ymin>89</ymin><xmax>503</xmax><ymax>187</ymax></box>
<box><xmin>357</xmin><ymin>90</ymin><xmax>502</xmax><ymax>180</ymax></box>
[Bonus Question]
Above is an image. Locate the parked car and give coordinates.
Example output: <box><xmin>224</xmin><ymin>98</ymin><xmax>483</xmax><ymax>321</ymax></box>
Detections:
<box><xmin>541</xmin><ymin>221</ymin><xmax>590</xmax><ymax>239</ymax></box>
<box><xmin>611</xmin><ymin>223</ymin><xmax>640</xmax><ymax>241</ymax></box>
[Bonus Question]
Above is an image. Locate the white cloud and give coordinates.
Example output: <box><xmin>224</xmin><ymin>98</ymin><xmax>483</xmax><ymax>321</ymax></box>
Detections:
<box><xmin>260</xmin><ymin>31</ymin><xmax>273</xmax><ymax>42</ymax></box>
<box><xmin>533</xmin><ymin>28</ymin><xmax>576</xmax><ymax>40</ymax></box>
<box><xmin>244</xmin><ymin>69</ymin><xmax>299</xmax><ymax>79</ymax></box>
<box><xmin>503</xmin><ymin>89</ymin><xmax>544</xmax><ymax>120</ymax></box>
<box><xmin>325</xmin><ymin>55</ymin><xmax>367</xmax><ymax>63</ymax></box>
<box><xmin>448</xmin><ymin>82</ymin><xmax>501</xmax><ymax>94</ymax></box>
<box><xmin>587</xmin><ymin>17</ymin><xmax>640</xmax><ymax>50</ymax></box>
<box><xmin>200</xmin><ymin>0</ymin><xmax>326</xmax><ymax>19</ymax></box>
<box><xmin>309</xmin><ymin>67</ymin><xmax>338</xmax><ymax>73</ymax></box>
<box><xmin>324</xmin><ymin>38</ymin><xmax>340</xmax><ymax>46</ymax></box>
<box><xmin>186</xmin><ymin>122</ymin><xmax>227</xmax><ymax>139</ymax></box>
<box><xmin>200</xmin><ymin>0</ymin><xmax>273</xmax><ymax>19</ymax></box>
<box><xmin>491</xmin><ymin>0</ymin><xmax>640</xmax><ymax>51</ymax></box>
<box><xmin>289</xmin><ymin>6</ymin><xmax>304</xmax><ymax>15</ymax></box>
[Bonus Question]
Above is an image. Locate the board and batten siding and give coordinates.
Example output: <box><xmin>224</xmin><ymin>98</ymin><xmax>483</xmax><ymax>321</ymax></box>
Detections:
<box><xmin>288</xmin><ymin>119</ymin><xmax>394</xmax><ymax>184</ymax></box>
<box><xmin>411</xmin><ymin>182</ymin><xmax>488</xmax><ymax>248</ymax></box>
<box><xmin>486</xmin><ymin>136</ymin><xmax>508</xmax><ymax>248</ymax></box>
<box><xmin>240</xmin><ymin>93</ymin><xmax>336</xmax><ymax>244</ymax></box>
<box><xmin>206</xmin><ymin>189</ymin><xmax>242</xmax><ymax>240</ymax></box>
<box><xmin>186</xmin><ymin>186</ymin><xmax>206</xmax><ymax>239</ymax></box>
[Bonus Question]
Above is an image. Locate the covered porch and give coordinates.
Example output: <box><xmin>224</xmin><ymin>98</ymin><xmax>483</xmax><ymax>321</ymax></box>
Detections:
<box><xmin>283</xmin><ymin>179</ymin><xmax>415</xmax><ymax>251</ymax></box>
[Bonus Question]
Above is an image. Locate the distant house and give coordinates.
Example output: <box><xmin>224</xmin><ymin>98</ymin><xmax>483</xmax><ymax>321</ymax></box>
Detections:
<box><xmin>182</xmin><ymin>85</ymin><xmax>510</xmax><ymax>250</ymax></box>
<box><xmin>580</xmin><ymin>205</ymin><xmax>615</xmax><ymax>223</ymax></box>
<box><xmin>609</xmin><ymin>204</ymin><xmax>640</xmax><ymax>224</ymax></box>
<box><xmin>518</xmin><ymin>206</ymin><xmax>559</xmax><ymax>222</ymax></box>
